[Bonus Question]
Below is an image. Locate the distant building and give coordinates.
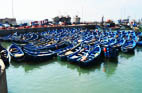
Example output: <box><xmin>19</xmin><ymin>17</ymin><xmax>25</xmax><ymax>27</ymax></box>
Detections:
<box><xmin>0</xmin><ymin>18</ymin><xmax>17</xmax><ymax>25</ymax></box>
<box><xmin>118</xmin><ymin>19</ymin><xmax>129</xmax><ymax>25</ymax></box>
<box><xmin>73</xmin><ymin>16</ymin><xmax>80</xmax><ymax>24</ymax></box>
<box><xmin>53</xmin><ymin>16</ymin><xmax>71</xmax><ymax>25</ymax></box>
<box><xmin>104</xmin><ymin>19</ymin><xmax>115</xmax><ymax>27</ymax></box>
<box><xmin>53</xmin><ymin>16</ymin><xmax>60</xmax><ymax>24</ymax></box>
<box><xmin>40</xmin><ymin>19</ymin><xmax>49</xmax><ymax>25</ymax></box>
<box><xmin>66</xmin><ymin>16</ymin><xmax>71</xmax><ymax>25</ymax></box>
<box><xmin>101</xmin><ymin>16</ymin><xmax>104</xmax><ymax>26</ymax></box>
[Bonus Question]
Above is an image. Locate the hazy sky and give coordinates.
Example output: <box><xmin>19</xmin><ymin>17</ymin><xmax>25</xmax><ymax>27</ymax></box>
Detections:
<box><xmin>0</xmin><ymin>0</ymin><xmax>142</xmax><ymax>21</ymax></box>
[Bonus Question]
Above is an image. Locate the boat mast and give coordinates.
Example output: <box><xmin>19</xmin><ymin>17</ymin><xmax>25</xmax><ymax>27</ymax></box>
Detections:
<box><xmin>81</xmin><ymin>0</ymin><xmax>85</xmax><ymax>23</ymax></box>
<box><xmin>12</xmin><ymin>0</ymin><xmax>14</xmax><ymax>18</ymax></box>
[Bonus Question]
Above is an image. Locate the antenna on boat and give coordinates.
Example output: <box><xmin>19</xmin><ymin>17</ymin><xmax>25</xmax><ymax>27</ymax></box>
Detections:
<box><xmin>82</xmin><ymin>5</ymin><xmax>83</xmax><ymax>23</ymax></box>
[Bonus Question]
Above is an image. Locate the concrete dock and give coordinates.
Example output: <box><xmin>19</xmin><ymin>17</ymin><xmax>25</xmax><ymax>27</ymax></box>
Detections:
<box><xmin>0</xmin><ymin>59</ymin><xmax>8</xmax><ymax>93</ymax></box>
<box><xmin>0</xmin><ymin>24</ymin><xmax>97</xmax><ymax>36</ymax></box>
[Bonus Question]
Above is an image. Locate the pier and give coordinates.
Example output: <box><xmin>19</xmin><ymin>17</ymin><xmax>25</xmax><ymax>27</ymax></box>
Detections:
<box><xmin>0</xmin><ymin>59</ymin><xmax>8</xmax><ymax>93</ymax></box>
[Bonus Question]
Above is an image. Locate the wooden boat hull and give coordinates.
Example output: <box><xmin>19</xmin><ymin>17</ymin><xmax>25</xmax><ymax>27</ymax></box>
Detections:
<box><xmin>67</xmin><ymin>45</ymin><xmax>102</xmax><ymax>66</ymax></box>
<box><xmin>57</xmin><ymin>43</ymin><xmax>81</xmax><ymax>61</ymax></box>
<box><xmin>8</xmin><ymin>43</ymin><xmax>25</xmax><ymax>61</ymax></box>
<box><xmin>23</xmin><ymin>49</ymin><xmax>56</xmax><ymax>62</ymax></box>
<box><xmin>137</xmin><ymin>41</ymin><xmax>142</xmax><ymax>46</ymax></box>
<box><xmin>102</xmin><ymin>47</ymin><xmax>119</xmax><ymax>59</ymax></box>
<box><xmin>121</xmin><ymin>40</ymin><xmax>136</xmax><ymax>53</ymax></box>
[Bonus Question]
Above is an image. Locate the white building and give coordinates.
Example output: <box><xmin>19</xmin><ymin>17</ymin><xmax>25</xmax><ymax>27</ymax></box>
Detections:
<box><xmin>73</xmin><ymin>16</ymin><xmax>80</xmax><ymax>24</ymax></box>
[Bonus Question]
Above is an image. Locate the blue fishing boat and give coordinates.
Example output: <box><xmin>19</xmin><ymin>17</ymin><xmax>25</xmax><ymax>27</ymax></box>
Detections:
<box><xmin>23</xmin><ymin>40</ymin><xmax>67</xmax><ymax>51</ymax></box>
<box><xmin>136</xmin><ymin>32</ymin><xmax>142</xmax><ymax>37</ymax></box>
<box><xmin>136</xmin><ymin>34</ymin><xmax>142</xmax><ymax>46</ymax></box>
<box><xmin>102</xmin><ymin>46</ymin><xmax>118</xmax><ymax>59</ymax></box>
<box><xmin>121</xmin><ymin>40</ymin><xmax>136</xmax><ymax>53</ymax></box>
<box><xmin>79</xmin><ymin>45</ymin><xmax>101</xmax><ymax>66</ymax></box>
<box><xmin>23</xmin><ymin>48</ymin><xmax>56</xmax><ymax>62</ymax></box>
<box><xmin>8</xmin><ymin>43</ymin><xmax>24</xmax><ymax>61</ymax></box>
<box><xmin>67</xmin><ymin>44</ymin><xmax>101</xmax><ymax>66</ymax></box>
<box><xmin>100</xmin><ymin>37</ymin><xmax>117</xmax><ymax>48</ymax></box>
<box><xmin>57</xmin><ymin>43</ymin><xmax>81</xmax><ymax>60</ymax></box>
<box><xmin>112</xmin><ymin>38</ymin><xmax>126</xmax><ymax>49</ymax></box>
<box><xmin>67</xmin><ymin>44</ymin><xmax>90</xmax><ymax>63</ymax></box>
<box><xmin>0</xmin><ymin>34</ymin><xmax>12</xmax><ymax>41</ymax></box>
<box><xmin>137</xmin><ymin>41</ymin><xmax>142</xmax><ymax>46</ymax></box>
<box><xmin>55</xmin><ymin>44</ymin><xmax>73</xmax><ymax>54</ymax></box>
<box><xmin>25</xmin><ymin>33</ymin><xmax>39</xmax><ymax>42</ymax></box>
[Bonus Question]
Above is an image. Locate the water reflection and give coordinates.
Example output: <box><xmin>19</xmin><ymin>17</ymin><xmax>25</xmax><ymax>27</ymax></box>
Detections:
<box><xmin>136</xmin><ymin>46</ymin><xmax>142</xmax><ymax>53</ymax></box>
<box><xmin>10</xmin><ymin>56</ymin><xmax>119</xmax><ymax>77</ymax></box>
<box><xmin>119</xmin><ymin>51</ymin><xmax>135</xmax><ymax>59</ymax></box>
<box><xmin>100</xmin><ymin>57</ymin><xmax>118</xmax><ymax>78</ymax></box>
<box><xmin>8</xmin><ymin>53</ymin><xmax>119</xmax><ymax>78</ymax></box>
<box><xmin>0</xmin><ymin>42</ymin><xmax>11</xmax><ymax>48</ymax></box>
<box><xmin>57</xmin><ymin>58</ymin><xmax>119</xmax><ymax>77</ymax></box>
<box><xmin>57</xmin><ymin>59</ymin><xmax>103</xmax><ymax>76</ymax></box>
<box><xmin>77</xmin><ymin>64</ymin><xmax>102</xmax><ymax>76</ymax></box>
<box><xmin>103</xmin><ymin>62</ymin><xmax>118</xmax><ymax>78</ymax></box>
<box><xmin>10</xmin><ymin>58</ymin><xmax>56</xmax><ymax>73</ymax></box>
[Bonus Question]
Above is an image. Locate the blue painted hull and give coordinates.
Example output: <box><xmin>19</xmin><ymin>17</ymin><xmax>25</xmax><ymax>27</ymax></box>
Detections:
<box><xmin>137</xmin><ymin>41</ymin><xmax>142</xmax><ymax>46</ymax></box>
<box><xmin>67</xmin><ymin>45</ymin><xmax>102</xmax><ymax>66</ymax></box>
<box><xmin>121</xmin><ymin>40</ymin><xmax>136</xmax><ymax>53</ymax></box>
<box><xmin>8</xmin><ymin>43</ymin><xmax>25</xmax><ymax>61</ymax></box>
<box><xmin>23</xmin><ymin>49</ymin><xmax>56</xmax><ymax>62</ymax></box>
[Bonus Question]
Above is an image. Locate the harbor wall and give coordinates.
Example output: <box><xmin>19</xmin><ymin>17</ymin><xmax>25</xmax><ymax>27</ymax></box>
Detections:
<box><xmin>0</xmin><ymin>24</ymin><xmax>97</xmax><ymax>36</ymax></box>
<box><xmin>0</xmin><ymin>59</ymin><xmax>8</xmax><ymax>93</ymax></box>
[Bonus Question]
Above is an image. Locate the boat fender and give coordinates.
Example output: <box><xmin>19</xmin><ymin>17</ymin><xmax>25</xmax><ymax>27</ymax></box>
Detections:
<box><xmin>103</xmin><ymin>48</ymin><xmax>107</xmax><ymax>52</ymax></box>
<box><xmin>84</xmin><ymin>48</ymin><xmax>87</xmax><ymax>50</ymax></box>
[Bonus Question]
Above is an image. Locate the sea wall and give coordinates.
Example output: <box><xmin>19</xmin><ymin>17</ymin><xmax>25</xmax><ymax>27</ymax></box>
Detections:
<box><xmin>0</xmin><ymin>59</ymin><xmax>8</xmax><ymax>93</ymax></box>
<box><xmin>0</xmin><ymin>24</ymin><xmax>97</xmax><ymax>36</ymax></box>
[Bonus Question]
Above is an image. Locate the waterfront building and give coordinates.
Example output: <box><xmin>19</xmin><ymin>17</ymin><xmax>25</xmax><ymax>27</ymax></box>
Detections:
<box><xmin>53</xmin><ymin>16</ymin><xmax>71</xmax><ymax>25</ymax></box>
<box><xmin>53</xmin><ymin>16</ymin><xmax>60</xmax><ymax>25</ymax></box>
<box><xmin>118</xmin><ymin>19</ymin><xmax>129</xmax><ymax>25</ymax></box>
<box><xmin>73</xmin><ymin>15</ymin><xmax>80</xmax><ymax>24</ymax></box>
<box><xmin>0</xmin><ymin>18</ymin><xmax>17</xmax><ymax>25</ymax></box>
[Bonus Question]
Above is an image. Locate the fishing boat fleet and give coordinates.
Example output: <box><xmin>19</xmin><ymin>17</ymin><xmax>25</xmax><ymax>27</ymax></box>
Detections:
<box><xmin>0</xmin><ymin>27</ymin><xmax>142</xmax><ymax>67</ymax></box>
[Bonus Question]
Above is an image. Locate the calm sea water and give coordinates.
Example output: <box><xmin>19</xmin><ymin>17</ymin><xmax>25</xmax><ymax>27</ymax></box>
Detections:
<box><xmin>2</xmin><ymin>42</ymin><xmax>142</xmax><ymax>93</ymax></box>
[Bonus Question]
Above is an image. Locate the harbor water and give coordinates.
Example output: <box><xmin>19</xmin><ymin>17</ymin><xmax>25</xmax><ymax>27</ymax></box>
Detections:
<box><xmin>2</xmin><ymin>42</ymin><xmax>142</xmax><ymax>93</ymax></box>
